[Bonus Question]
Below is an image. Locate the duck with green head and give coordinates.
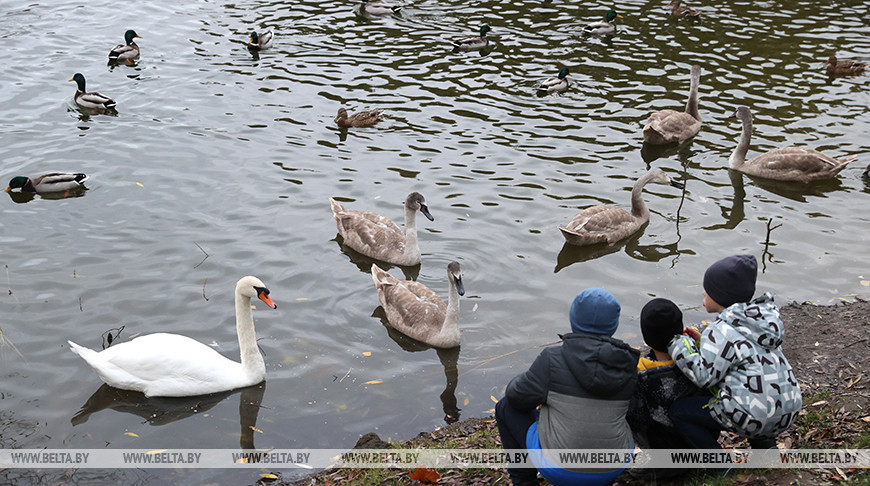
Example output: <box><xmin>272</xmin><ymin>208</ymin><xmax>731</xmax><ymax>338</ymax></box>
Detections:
<box><xmin>69</xmin><ymin>73</ymin><xmax>116</xmax><ymax>110</ymax></box>
<box><xmin>538</xmin><ymin>67</ymin><xmax>571</xmax><ymax>94</ymax></box>
<box><xmin>108</xmin><ymin>29</ymin><xmax>142</xmax><ymax>61</ymax></box>
<box><xmin>452</xmin><ymin>24</ymin><xmax>491</xmax><ymax>51</ymax></box>
<box><xmin>582</xmin><ymin>9</ymin><xmax>622</xmax><ymax>36</ymax></box>
<box><xmin>5</xmin><ymin>173</ymin><xmax>89</xmax><ymax>193</ymax></box>
<box><xmin>247</xmin><ymin>30</ymin><xmax>273</xmax><ymax>51</ymax></box>
<box><xmin>359</xmin><ymin>0</ymin><xmax>402</xmax><ymax>16</ymax></box>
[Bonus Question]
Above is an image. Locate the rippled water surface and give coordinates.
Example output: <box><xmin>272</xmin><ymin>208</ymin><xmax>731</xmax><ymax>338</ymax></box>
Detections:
<box><xmin>1</xmin><ymin>0</ymin><xmax>869</xmax><ymax>483</ymax></box>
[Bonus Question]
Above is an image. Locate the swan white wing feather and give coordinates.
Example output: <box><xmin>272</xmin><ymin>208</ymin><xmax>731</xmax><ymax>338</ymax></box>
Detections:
<box><xmin>70</xmin><ymin>334</ymin><xmax>248</xmax><ymax>397</ymax></box>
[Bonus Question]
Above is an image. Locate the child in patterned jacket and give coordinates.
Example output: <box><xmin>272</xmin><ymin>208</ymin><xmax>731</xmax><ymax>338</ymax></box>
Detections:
<box><xmin>667</xmin><ymin>254</ymin><xmax>802</xmax><ymax>450</ymax></box>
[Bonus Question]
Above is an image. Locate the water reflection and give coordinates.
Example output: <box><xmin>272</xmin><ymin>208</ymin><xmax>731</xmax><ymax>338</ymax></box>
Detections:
<box><xmin>702</xmin><ymin>170</ymin><xmax>745</xmax><ymax>231</ymax></box>
<box><xmin>72</xmin><ymin>382</ymin><xmax>266</xmax><ymax>449</ymax></box>
<box><xmin>554</xmin><ymin>229</ymin><xmax>687</xmax><ymax>272</ymax></box>
<box><xmin>107</xmin><ymin>59</ymin><xmax>138</xmax><ymax>69</ymax></box>
<box><xmin>372</xmin><ymin>306</ymin><xmax>460</xmax><ymax>424</ymax></box>
<box><xmin>4</xmin><ymin>188</ymin><xmax>88</xmax><ymax>204</ymax></box>
<box><xmin>641</xmin><ymin>139</ymin><xmax>696</xmax><ymax>166</ymax></box>
<box><xmin>740</xmin><ymin>172</ymin><xmax>847</xmax><ymax>203</ymax></box>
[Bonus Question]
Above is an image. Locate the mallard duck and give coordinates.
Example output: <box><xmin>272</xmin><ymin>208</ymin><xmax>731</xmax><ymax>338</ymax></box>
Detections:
<box><xmin>669</xmin><ymin>0</ymin><xmax>700</xmax><ymax>19</ymax></box>
<box><xmin>330</xmin><ymin>192</ymin><xmax>434</xmax><ymax>266</ymax></box>
<box><xmin>5</xmin><ymin>173</ymin><xmax>88</xmax><ymax>193</ymax></box>
<box><xmin>371</xmin><ymin>261</ymin><xmax>464</xmax><ymax>348</ymax></box>
<box><xmin>69</xmin><ymin>73</ymin><xmax>116</xmax><ymax>110</ymax></box>
<box><xmin>582</xmin><ymin>9</ymin><xmax>622</xmax><ymax>36</ymax></box>
<box><xmin>334</xmin><ymin>107</ymin><xmax>384</xmax><ymax>127</ymax></box>
<box><xmin>643</xmin><ymin>64</ymin><xmax>702</xmax><ymax>145</ymax></box>
<box><xmin>247</xmin><ymin>30</ymin><xmax>273</xmax><ymax>51</ymax></box>
<box><xmin>108</xmin><ymin>29</ymin><xmax>142</xmax><ymax>61</ymax></box>
<box><xmin>861</xmin><ymin>163</ymin><xmax>870</xmax><ymax>180</ymax></box>
<box><xmin>69</xmin><ymin>276</ymin><xmax>277</xmax><ymax>397</ymax></box>
<box><xmin>826</xmin><ymin>55</ymin><xmax>866</xmax><ymax>76</ymax></box>
<box><xmin>729</xmin><ymin>106</ymin><xmax>857</xmax><ymax>182</ymax></box>
<box><xmin>452</xmin><ymin>24</ymin><xmax>491</xmax><ymax>51</ymax></box>
<box><xmin>559</xmin><ymin>169</ymin><xmax>684</xmax><ymax>246</ymax></box>
<box><xmin>537</xmin><ymin>67</ymin><xmax>571</xmax><ymax>94</ymax></box>
<box><xmin>359</xmin><ymin>0</ymin><xmax>401</xmax><ymax>16</ymax></box>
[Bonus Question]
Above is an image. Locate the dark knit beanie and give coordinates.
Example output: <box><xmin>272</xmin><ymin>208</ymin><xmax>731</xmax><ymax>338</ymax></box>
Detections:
<box><xmin>703</xmin><ymin>254</ymin><xmax>757</xmax><ymax>308</ymax></box>
<box><xmin>640</xmin><ymin>298</ymin><xmax>683</xmax><ymax>352</ymax></box>
<box><xmin>569</xmin><ymin>288</ymin><xmax>620</xmax><ymax>336</ymax></box>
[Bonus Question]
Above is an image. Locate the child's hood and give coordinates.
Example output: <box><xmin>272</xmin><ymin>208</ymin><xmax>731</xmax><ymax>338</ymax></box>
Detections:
<box><xmin>718</xmin><ymin>292</ymin><xmax>785</xmax><ymax>349</ymax></box>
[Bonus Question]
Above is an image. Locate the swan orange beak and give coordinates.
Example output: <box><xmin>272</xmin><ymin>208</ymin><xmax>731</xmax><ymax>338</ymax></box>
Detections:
<box><xmin>258</xmin><ymin>290</ymin><xmax>277</xmax><ymax>309</ymax></box>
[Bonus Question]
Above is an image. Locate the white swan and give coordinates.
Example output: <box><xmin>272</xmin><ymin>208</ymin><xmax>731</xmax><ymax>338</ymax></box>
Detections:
<box><xmin>371</xmin><ymin>262</ymin><xmax>464</xmax><ymax>348</ymax></box>
<box><xmin>330</xmin><ymin>192</ymin><xmax>434</xmax><ymax>266</ymax></box>
<box><xmin>68</xmin><ymin>276</ymin><xmax>277</xmax><ymax>397</ymax></box>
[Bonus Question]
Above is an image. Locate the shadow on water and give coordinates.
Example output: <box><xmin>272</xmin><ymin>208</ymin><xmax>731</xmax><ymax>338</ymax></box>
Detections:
<box><xmin>371</xmin><ymin>306</ymin><xmax>460</xmax><ymax>424</ymax></box>
<box><xmin>5</xmin><ymin>187</ymin><xmax>88</xmax><ymax>204</ymax></box>
<box><xmin>739</xmin><ymin>172</ymin><xmax>847</xmax><ymax>203</ymax></box>
<box><xmin>71</xmin><ymin>382</ymin><xmax>266</xmax><ymax>449</ymax></box>
<box><xmin>640</xmin><ymin>139</ymin><xmax>697</xmax><ymax>166</ymax></box>
<box><xmin>702</xmin><ymin>170</ymin><xmax>746</xmax><ymax>231</ymax></box>
<box><xmin>333</xmin><ymin>234</ymin><xmax>421</xmax><ymax>281</ymax></box>
<box><xmin>554</xmin><ymin>225</ymin><xmax>689</xmax><ymax>272</ymax></box>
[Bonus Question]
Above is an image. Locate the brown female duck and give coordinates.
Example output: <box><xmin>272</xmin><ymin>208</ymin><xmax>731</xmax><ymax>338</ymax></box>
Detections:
<box><xmin>335</xmin><ymin>107</ymin><xmax>384</xmax><ymax>127</ymax></box>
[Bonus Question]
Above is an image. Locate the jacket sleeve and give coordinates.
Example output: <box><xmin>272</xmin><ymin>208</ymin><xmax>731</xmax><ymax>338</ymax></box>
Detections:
<box><xmin>504</xmin><ymin>350</ymin><xmax>550</xmax><ymax>412</ymax></box>
<box><xmin>667</xmin><ymin>322</ymin><xmax>736</xmax><ymax>389</ymax></box>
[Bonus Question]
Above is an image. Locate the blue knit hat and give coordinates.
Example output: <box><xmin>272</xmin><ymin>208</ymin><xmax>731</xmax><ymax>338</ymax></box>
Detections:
<box><xmin>703</xmin><ymin>254</ymin><xmax>757</xmax><ymax>308</ymax></box>
<box><xmin>569</xmin><ymin>288</ymin><xmax>620</xmax><ymax>336</ymax></box>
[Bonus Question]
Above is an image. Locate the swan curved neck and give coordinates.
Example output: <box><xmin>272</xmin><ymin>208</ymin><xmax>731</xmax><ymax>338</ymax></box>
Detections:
<box><xmin>630</xmin><ymin>174</ymin><xmax>652</xmax><ymax>219</ymax></box>
<box><xmin>236</xmin><ymin>290</ymin><xmax>264</xmax><ymax>374</ymax></box>
<box><xmin>402</xmin><ymin>204</ymin><xmax>420</xmax><ymax>259</ymax></box>
<box><xmin>730</xmin><ymin>115</ymin><xmax>752</xmax><ymax>169</ymax></box>
<box><xmin>440</xmin><ymin>275</ymin><xmax>461</xmax><ymax>345</ymax></box>
<box><xmin>685</xmin><ymin>72</ymin><xmax>700</xmax><ymax>121</ymax></box>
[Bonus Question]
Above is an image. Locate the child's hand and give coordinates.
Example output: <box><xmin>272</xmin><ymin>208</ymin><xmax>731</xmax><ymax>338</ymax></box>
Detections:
<box><xmin>683</xmin><ymin>326</ymin><xmax>701</xmax><ymax>340</ymax></box>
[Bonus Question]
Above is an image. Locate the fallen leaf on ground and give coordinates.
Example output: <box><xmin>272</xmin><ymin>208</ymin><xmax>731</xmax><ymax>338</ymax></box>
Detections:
<box><xmin>409</xmin><ymin>467</ymin><xmax>441</xmax><ymax>483</ymax></box>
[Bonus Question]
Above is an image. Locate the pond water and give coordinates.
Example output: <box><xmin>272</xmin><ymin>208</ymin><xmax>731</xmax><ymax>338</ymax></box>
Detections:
<box><xmin>1</xmin><ymin>0</ymin><xmax>868</xmax><ymax>483</ymax></box>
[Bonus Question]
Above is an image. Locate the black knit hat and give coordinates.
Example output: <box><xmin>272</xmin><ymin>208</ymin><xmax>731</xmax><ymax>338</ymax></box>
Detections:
<box><xmin>640</xmin><ymin>298</ymin><xmax>683</xmax><ymax>352</ymax></box>
<box><xmin>703</xmin><ymin>254</ymin><xmax>757</xmax><ymax>308</ymax></box>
